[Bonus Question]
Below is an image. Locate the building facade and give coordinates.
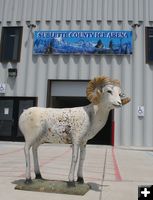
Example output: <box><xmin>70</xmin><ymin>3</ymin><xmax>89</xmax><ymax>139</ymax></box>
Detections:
<box><xmin>0</xmin><ymin>0</ymin><xmax>153</xmax><ymax>146</ymax></box>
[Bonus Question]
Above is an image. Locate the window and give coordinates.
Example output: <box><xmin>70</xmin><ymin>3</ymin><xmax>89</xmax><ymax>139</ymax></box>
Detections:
<box><xmin>0</xmin><ymin>27</ymin><xmax>23</xmax><ymax>62</ymax></box>
<box><xmin>145</xmin><ymin>27</ymin><xmax>153</xmax><ymax>63</ymax></box>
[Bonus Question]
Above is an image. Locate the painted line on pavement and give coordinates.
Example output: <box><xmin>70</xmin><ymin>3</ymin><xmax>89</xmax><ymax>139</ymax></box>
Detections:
<box><xmin>0</xmin><ymin>148</ymin><xmax>23</xmax><ymax>156</ymax></box>
<box><xmin>112</xmin><ymin>147</ymin><xmax>122</xmax><ymax>181</ymax></box>
<box><xmin>18</xmin><ymin>148</ymin><xmax>71</xmax><ymax>178</ymax></box>
<box><xmin>39</xmin><ymin>148</ymin><xmax>71</xmax><ymax>167</ymax></box>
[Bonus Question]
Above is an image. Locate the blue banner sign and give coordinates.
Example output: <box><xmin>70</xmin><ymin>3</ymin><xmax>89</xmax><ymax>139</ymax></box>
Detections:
<box><xmin>33</xmin><ymin>30</ymin><xmax>132</xmax><ymax>55</ymax></box>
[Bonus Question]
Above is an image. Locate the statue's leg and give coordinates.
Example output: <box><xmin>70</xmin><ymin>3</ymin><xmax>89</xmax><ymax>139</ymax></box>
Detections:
<box><xmin>24</xmin><ymin>143</ymin><xmax>32</xmax><ymax>184</ymax></box>
<box><xmin>68</xmin><ymin>143</ymin><xmax>79</xmax><ymax>187</ymax></box>
<box><xmin>77</xmin><ymin>144</ymin><xmax>86</xmax><ymax>184</ymax></box>
<box><xmin>32</xmin><ymin>143</ymin><xmax>42</xmax><ymax>179</ymax></box>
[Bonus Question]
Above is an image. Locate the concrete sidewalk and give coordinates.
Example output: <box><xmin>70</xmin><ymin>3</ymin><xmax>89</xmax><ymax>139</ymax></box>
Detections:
<box><xmin>0</xmin><ymin>142</ymin><xmax>153</xmax><ymax>200</ymax></box>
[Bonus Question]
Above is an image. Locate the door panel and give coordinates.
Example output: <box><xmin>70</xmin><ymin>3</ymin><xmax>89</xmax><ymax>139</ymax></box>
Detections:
<box><xmin>51</xmin><ymin>96</ymin><xmax>113</xmax><ymax>145</ymax></box>
<box><xmin>0</xmin><ymin>100</ymin><xmax>13</xmax><ymax>120</ymax></box>
<box><xmin>18</xmin><ymin>100</ymin><xmax>34</xmax><ymax>116</ymax></box>
<box><xmin>0</xmin><ymin>100</ymin><xmax>14</xmax><ymax>137</ymax></box>
<box><xmin>17</xmin><ymin>100</ymin><xmax>35</xmax><ymax>137</ymax></box>
<box><xmin>0</xmin><ymin>97</ymin><xmax>37</xmax><ymax>141</ymax></box>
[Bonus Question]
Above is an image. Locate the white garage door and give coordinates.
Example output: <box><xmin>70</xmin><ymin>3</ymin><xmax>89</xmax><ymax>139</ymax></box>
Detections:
<box><xmin>51</xmin><ymin>81</ymin><xmax>88</xmax><ymax>97</ymax></box>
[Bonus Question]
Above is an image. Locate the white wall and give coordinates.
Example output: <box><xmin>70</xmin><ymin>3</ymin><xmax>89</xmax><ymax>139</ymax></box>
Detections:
<box><xmin>0</xmin><ymin>0</ymin><xmax>153</xmax><ymax>146</ymax></box>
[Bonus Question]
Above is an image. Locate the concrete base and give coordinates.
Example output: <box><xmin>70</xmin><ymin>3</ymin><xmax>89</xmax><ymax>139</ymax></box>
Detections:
<box><xmin>15</xmin><ymin>179</ymin><xmax>90</xmax><ymax>196</ymax></box>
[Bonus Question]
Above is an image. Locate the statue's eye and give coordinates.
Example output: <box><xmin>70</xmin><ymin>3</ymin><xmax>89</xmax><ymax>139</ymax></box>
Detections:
<box><xmin>107</xmin><ymin>90</ymin><xmax>112</xmax><ymax>94</ymax></box>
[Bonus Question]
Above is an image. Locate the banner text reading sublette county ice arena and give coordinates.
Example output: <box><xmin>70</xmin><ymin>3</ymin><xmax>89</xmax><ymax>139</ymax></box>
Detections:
<box><xmin>33</xmin><ymin>30</ymin><xmax>132</xmax><ymax>55</ymax></box>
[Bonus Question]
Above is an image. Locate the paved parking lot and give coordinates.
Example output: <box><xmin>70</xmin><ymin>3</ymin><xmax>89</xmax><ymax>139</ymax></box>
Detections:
<box><xmin>0</xmin><ymin>141</ymin><xmax>153</xmax><ymax>200</ymax></box>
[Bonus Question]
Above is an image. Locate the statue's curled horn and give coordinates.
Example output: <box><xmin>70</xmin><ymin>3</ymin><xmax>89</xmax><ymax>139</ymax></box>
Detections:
<box><xmin>86</xmin><ymin>76</ymin><xmax>131</xmax><ymax>105</ymax></box>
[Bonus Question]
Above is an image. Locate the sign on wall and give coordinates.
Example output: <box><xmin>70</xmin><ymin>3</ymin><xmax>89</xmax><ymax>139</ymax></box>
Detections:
<box><xmin>0</xmin><ymin>83</ymin><xmax>6</xmax><ymax>94</ymax></box>
<box><xmin>33</xmin><ymin>30</ymin><xmax>132</xmax><ymax>55</ymax></box>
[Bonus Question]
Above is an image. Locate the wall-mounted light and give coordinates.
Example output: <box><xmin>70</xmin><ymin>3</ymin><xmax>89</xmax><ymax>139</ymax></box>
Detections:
<box><xmin>27</xmin><ymin>23</ymin><xmax>36</xmax><ymax>29</ymax></box>
<box><xmin>8</xmin><ymin>68</ymin><xmax>17</xmax><ymax>78</ymax></box>
<box><xmin>131</xmin><ymin>23</ymin><xmax>141</xmax><ymax>28</ymax></box>
<box><xmin>25</xmin><ymin>23</ymin><xmax>36</xmax><ymax>46</ymax></box>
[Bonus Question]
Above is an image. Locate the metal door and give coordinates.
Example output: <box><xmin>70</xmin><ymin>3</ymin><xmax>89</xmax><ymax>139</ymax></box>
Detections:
<box><xmin>16</xmin><ymin>100</ymin><xmax>35</xmax><ymax>138</ymax></box>
<box><xmin>0</xmin><ymin>97</ymin><xmax>37</xmax><ymax>141</ymax></box>
<box><xmin>0</xmin><ymin>100</ymin><xmax>14</xmax><ymax>138</ymax></box>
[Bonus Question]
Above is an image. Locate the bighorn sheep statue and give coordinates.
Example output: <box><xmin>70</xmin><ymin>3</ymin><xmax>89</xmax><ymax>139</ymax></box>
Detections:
<box><xmin>19</xmin><ymin>76</ymin><xmax>130</xmax><ymax>186</ymax></box>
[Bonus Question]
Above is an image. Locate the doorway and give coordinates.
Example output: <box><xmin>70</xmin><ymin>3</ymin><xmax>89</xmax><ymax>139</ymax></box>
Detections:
<box><xmin>50</xmin><ymin>96</ymin><xmax>113</xmax><ymax>145</ymax></box>
<box><xmin>47</xmin><ymin>80</ymin><xmax>114</xmax><ymax>145</ymax></box>
<box><xmin>0</xmin><ymin>97</ymin><xmax>37</xmax><ymax>141</ymax></box>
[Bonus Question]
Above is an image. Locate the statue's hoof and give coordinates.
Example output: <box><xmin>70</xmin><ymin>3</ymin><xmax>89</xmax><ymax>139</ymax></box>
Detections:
<box><xmin>24</xmin><ymin>178</ymin><xmax>32</xmax><ymax>184</ymax></box>
<box><xmin>67</xmin><ymin>181</ymin><xmax>76</xmax><ymax>187</ymax></box>
<box><xmin>35</xmin><ymin>173</ymin><xmax>43</xmax><ymax>180</ymax></box>
<box><xmin>77</xmin><ymin>177</ymin><xmax>84</xmax><ymax>184</ymax></box>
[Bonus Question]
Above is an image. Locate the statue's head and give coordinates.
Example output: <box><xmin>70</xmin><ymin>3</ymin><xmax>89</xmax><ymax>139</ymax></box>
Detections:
<box><xmin>86</xmin><ymin>76</ymin><xmax>131</xmax><ymax>109</ymax></box>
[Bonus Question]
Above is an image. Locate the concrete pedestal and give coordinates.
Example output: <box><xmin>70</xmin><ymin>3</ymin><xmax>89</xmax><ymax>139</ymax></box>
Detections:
<box><xmin>15</xmin><ymin>179</ymin><xmax>90</xmax><ymax>196</ymax></box>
